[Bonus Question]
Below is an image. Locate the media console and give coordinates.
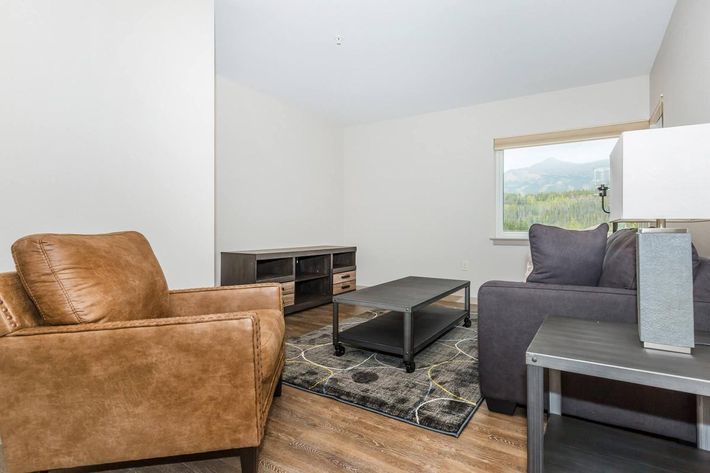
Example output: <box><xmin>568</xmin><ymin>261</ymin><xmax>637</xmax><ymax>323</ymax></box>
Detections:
<box><xmin>220</xmin><ymin>245</ymin><xmax>357</xmax><ymax>314</ymax></box>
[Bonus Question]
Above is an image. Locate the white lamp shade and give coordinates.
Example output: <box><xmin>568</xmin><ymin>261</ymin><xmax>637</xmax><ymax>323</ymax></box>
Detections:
<box><xmin>610</xmin><ymin>123</ymin><xmax>710</xmax><ymax>221</ymax></box>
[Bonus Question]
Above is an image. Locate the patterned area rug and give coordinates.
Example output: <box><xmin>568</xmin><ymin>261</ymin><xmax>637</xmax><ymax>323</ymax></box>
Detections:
<box><xmin>283</xmin><ymin>310</ymin><xmax>482</xmax><ymax>437</ymax></box>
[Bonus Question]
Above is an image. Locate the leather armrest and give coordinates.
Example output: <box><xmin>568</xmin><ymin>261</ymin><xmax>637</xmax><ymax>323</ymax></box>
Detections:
<box><xmin>0</xmin><ymin>311</ymin><xmax>266</xmax><ymax>471</ymax></box>
<box><xmin>168</xmin><ymin>283</ymin><xmax>282</xmax><ymax>317</ymax></box>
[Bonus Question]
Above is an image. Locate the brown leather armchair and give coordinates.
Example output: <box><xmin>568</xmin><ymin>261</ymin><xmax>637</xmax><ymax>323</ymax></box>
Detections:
<box><xmin>0</xmin><ymin>232</ymin><xmax>285</xmax><ymax>473</ymax></box>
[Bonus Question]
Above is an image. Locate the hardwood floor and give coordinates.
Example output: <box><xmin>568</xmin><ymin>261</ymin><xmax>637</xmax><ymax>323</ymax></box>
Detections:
<box><xmin>0</xmin><ymin>303</ymin><xmax>528</xmax><ymax>473</ymax></box>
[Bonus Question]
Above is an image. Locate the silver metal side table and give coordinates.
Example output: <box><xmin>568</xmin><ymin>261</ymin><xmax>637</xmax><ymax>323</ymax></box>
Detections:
<box><xmin>526</xmin><ymin>316</ymin><xmax>710</xmax><ymax>473</ymax></box>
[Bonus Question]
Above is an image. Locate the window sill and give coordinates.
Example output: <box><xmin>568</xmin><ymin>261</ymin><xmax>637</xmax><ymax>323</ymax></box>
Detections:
<box><xmin>490</xmin><ymin>237</ymin><xmax>529</xmax><ymax>246</ymax></box>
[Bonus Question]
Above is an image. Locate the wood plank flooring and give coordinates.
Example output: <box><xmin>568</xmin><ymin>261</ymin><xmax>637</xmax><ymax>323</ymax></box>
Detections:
<box><xmin>0</xmin><ymin>303</ymin><xmax>528</xmax><ymax>473</ymax></box>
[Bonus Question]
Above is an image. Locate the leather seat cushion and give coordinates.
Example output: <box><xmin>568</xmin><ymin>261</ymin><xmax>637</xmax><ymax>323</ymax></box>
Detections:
<box><xmin>12</xmin><ymin>231</ymin><xmax>170</xmax><ymax>325</ymax></box>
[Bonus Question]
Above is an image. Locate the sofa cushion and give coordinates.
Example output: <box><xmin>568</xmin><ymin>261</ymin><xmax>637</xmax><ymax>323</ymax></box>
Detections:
<box><xmin>694</xmin><ymin>246</ymin><xmax>702</xmax><ymax>275</ymax></box>
<box><xmin>599</xmin><ymin>229</ymin><xmax>702</xmax><ymax>290</ymax></box>
<box><xmin>12</xmin><ymin>231</ymin><xmax>169</xmax><ymax>325</ymax></box>
<box><xmin>599</xmin><ymin>229</ymin><xmax>637</xmax><ymax>289</ymax></box>
<box><xmin>695</xmin><ymin>258</ymin><xmax>710</xmax><ymax>303</ymax></box>
<box><xmin>527</xmin><ymin>223</ymin><xmax>608</xmax><ymax>286</ymax></box>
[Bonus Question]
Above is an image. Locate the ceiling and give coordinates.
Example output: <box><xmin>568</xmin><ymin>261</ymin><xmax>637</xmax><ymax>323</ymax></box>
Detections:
<box><xmin>216</xmin><ymin>0</ymin><xmax>676</xmax><ymax>125</ymax></box>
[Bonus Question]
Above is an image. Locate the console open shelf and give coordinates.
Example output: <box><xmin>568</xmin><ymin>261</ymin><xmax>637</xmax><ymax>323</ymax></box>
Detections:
<box><xmin>333</xmin><ymin>251</ymin><xmax>356</xmax><ymax>273</ymax></box>
<box><xmin>296</xmin><ymin>273</ymin><xmax>330</xmax><ymax>283</ymax></box>
<box><xmin>255</xmin><ymin>257</ymin><xmax>294</xmax><ymax>282</ymax></box>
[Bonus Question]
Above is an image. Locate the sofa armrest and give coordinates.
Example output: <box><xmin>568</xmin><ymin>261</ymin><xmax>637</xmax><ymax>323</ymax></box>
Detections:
<box><xmin>477</xmin><ymin>281</ymin><xmax>637</xmax><ymax>406</ymax></box>
<box><xmin>0</xmin><ymin>312</ymin><xmax>266</xmax><ymax>472</ymax></box>
<box><xmin>168</xmin><ymin>283</ymin><xmax>282</xmax><ymax>317</ymax></box>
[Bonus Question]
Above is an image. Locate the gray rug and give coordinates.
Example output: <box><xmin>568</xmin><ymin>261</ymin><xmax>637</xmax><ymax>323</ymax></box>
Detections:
<box><xmin>283</xmin><ymin>310</ymin><xmax>482</xmax><ymax>437</ymax></box>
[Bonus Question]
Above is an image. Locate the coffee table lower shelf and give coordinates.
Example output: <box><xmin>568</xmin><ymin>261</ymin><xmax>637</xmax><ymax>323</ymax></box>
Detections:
<box><xmin>338</xmin><ymin>305</ymin><xmax>467</xmax><ymax>357</ymax></box>
<box><xmin>544</xmin><ymin>415</ymin><xmax>710</xmax><ymax>473</ymax></box>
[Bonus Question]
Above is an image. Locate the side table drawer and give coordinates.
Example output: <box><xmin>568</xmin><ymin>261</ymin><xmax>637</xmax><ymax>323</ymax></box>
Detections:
<box><xmin>333</xmin><ymin>280</ymin><xmax>356</xmax><ymax>295</ymax></box>
<box><xmin>333</xmin><ymin>270</ymin><xmax>355</xmax><ymax>285</ymax></box>
<box><xmin>283</xmin><ymin>293</ymin><xmax>295</xmax><ymax>307</ymax></box>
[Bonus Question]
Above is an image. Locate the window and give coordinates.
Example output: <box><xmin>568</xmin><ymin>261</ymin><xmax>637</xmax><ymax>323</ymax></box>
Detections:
<box><xmin>494</xmin><ymin>122</ymin><xmax>648</xmax><ymax>239</ymax></box>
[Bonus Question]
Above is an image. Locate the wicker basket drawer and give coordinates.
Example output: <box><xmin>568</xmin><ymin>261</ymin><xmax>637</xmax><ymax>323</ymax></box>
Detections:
<box><xmin>333</xmin><ymin>280</ymin><xmax>356</xmax><ymax>295</ymax></box>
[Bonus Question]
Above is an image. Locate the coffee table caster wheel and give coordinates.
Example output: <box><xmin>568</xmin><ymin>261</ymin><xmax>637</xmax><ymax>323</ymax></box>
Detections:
<box><xmin>405</xmin><ymin>361</ymin><xmax>416</xmax><ymax>373</ymax></box>
<box><xmin>334</xmin><ymin>343</ymin><xmax>345</xmax><ymax>357</ymax></box>
<box><xmin>463</xmin><ymin>316</ymin><xmax>472</xmax><ymax>328</ymax></box>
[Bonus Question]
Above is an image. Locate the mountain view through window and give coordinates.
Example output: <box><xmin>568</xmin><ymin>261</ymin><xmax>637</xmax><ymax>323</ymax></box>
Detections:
<box><xmin>502</xmin><ymin>138</ymin><xmax>617</xmax><ymax>232</ymax></box>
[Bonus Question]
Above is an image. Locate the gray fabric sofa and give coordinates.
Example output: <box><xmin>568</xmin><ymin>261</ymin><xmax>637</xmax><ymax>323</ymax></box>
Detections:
<box><xmin>478</xmin><ymin>257</ymin><xmax>710</xmax><ymax>443</ymax></box>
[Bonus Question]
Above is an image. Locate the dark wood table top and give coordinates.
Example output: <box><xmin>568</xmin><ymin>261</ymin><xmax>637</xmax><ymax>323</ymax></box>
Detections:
<box><xmin>333</xmin><ymin>276</ymin><xmax>469</xmax><ymax>312</ymax></box>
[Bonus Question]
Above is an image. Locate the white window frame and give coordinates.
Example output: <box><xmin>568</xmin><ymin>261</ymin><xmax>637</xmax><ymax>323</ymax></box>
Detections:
<box><xmin>495</xmin><ymin>149</ymin><xmax>528</xmax><ymax>240</ymax></box>
<box><xmin>493</xmin><ymin>121</ymin><xmax>649</xmax><ymax>242</ymax></box>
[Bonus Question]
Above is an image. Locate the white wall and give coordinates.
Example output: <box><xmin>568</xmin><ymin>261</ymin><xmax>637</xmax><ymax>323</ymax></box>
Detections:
<box><xmin>216</xmin><ymin>76</ymin><xmax>343</xmax><ymax>280</ymax></box>
<box><xmin>650</xmin><ymin>0</ymin><xmax>710</xmax><ymax>255</ymax></box>
<box><xmin>343</xmin><ymin>76</ymin><xmax>650</xmax><ymax>291</ymax></box>
<box><xmin>651</xmin><ymin>0</ymin><xmax>710</xmax><ymax>127</ymax></box>
<box><xmin>0</xmin><ymin>0</ymin><xmax>215</xmax><ymax>289</ymax></box>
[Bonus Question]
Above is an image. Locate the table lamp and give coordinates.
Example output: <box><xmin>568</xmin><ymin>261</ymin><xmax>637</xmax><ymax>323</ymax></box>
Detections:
<box><xmin>610</xmin><ymin>123</ymin><xmax>710</xmax><ymax>353</ymax></box>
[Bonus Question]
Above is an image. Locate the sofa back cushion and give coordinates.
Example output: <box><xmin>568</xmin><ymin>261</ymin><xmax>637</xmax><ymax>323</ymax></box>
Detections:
<box><xmin>599</xmin><ymin>229</ymin><xmax>638</xmax><ymax>289</ymax></box>
<box><xmin>12</xmin><ymin>231</ymin><xmax>169</xmax><ymax>325</ymax></box>
<box><xmin>695</xmin><ymin>257</ymin><xmax>710</xmax><ymax>303</ymax></box>
<box><xmin>527</xmin><ymin>223</ymin><xmax>608</xmax><ymax>286</ymax></box>
<box><xmin>599</xmin><ymin>229</ymin><xmax>702</xmax><ymax>290</ymax></box>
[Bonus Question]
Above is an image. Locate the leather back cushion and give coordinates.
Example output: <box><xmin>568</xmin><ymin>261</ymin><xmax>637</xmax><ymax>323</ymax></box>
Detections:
<box><xmin>0</xmin><ymin>272</ymin><xmax>41</xmax><ymax>336</ymax></box>
<box><xmin>12</xmin><ymin>231</ymin><xmax>169</xmax><ymax>325</ymax></box>
<box><xmin>527</xmin><ymin>223</ymin><xmax>609</xmax><ymax>286</ymax></box>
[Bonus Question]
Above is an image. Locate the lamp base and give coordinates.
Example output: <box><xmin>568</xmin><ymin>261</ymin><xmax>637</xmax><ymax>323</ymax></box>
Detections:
<box><xmin>637</xmin><ymin>228</ymin><xmax>695</xmax><ymax>352</ymax></box>
<box><xmin>643</xmin><ymin>341</ymin><xmax>691</xmax><ymax>354</ymax></box>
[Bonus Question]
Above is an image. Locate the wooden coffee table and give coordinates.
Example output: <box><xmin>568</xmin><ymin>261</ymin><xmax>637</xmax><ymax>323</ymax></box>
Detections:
<box><xmin>332</xmin><ymin>276</ymin><xmax>470</xmax><ymax>373</ymax></box>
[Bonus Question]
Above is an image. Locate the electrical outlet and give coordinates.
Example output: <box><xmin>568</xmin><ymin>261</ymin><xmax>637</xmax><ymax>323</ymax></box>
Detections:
<box><xmin>460</xmin><ymin>260</ymin><xmax>470</xmax><ymax>271</ymax></box>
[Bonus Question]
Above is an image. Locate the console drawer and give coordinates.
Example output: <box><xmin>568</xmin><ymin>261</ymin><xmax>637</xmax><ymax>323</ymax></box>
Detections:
<box><xmin>333</xmin><ymin>280</ymin><xmax>356</xmax><ymax>295</ymax></box>
<box><xmin>283</xmin><ymin>293</ymin><xmax>295</xmax><ymax>307</ymax></box>
<box><xmin>333</xmin><ymin>270</ymin><xmax>356</xmax><ymax>285</ymax></box>
<box><xmin>281</xmin><ymin>281</ymin><xmax>295</xmax><ymax>295</ymax></box>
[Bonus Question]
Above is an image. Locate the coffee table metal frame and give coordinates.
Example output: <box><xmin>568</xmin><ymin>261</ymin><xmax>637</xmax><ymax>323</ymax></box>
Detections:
<box><xmin>332</xmin><ymin>276</ymin><xmax>471</xmax><ymax>373</ymax></box>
